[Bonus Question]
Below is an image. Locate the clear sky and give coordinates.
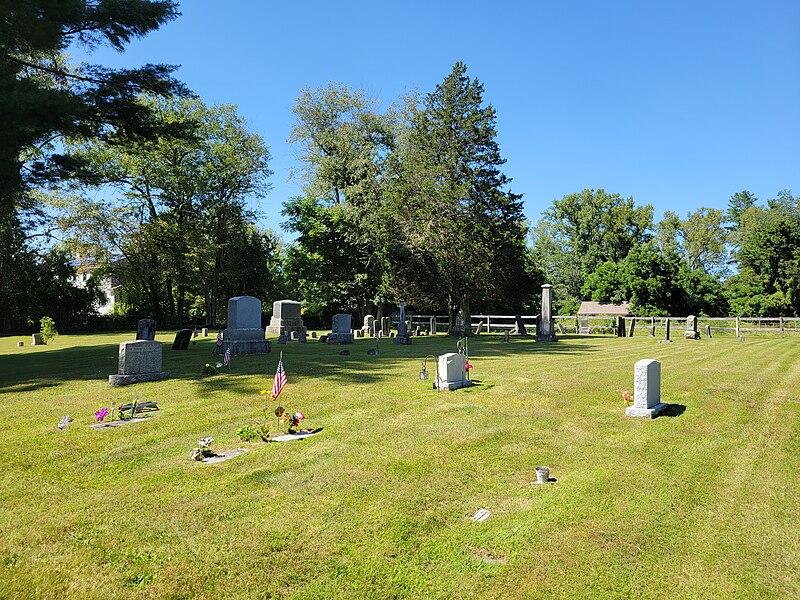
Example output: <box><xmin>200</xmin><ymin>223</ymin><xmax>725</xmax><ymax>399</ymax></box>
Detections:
<box><xmin>70</xmin><ymin>0</ymin><xmax>800</xmax><ymax>236</ymax></box>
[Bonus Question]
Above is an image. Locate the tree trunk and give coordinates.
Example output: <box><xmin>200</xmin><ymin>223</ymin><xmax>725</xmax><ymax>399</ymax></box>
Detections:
<box><xmin>166</xmin><ymin>278</ymin><xmax>176</xmax><ymax>325</ymax></box>
<box><xmin>447</xmin><ymin>294</ymin><xmax>459</xmax><ymax>336</ymax></box>
<box><xmin>210</xmin><ymin>250</ymin><xmax>222</xmax><ymax>328</ymax></box>
<box><xmin>176</xmin><ymin>284</ymin><xmax>185</xmax><ymax>327</ymax></box>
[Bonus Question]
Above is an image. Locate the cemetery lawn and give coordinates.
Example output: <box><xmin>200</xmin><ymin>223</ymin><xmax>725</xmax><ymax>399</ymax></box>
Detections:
<box><xmin>1</xmin><ymin>332</ymin><xmax>799</xmax><ymax>599</ymax></box>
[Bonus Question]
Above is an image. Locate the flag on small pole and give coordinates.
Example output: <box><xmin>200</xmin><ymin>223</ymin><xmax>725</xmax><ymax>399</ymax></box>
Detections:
<box><xmin>193</xmin><ymin>326</ymin><xmax>198</xmax><ymax>338</ymax></box>
<box><xmin>216</xmin><ymin>330</ymin><xmax>223</xmax><ymax>347</ymax></box>
<box><xmin>223</xmin><ymin>345</ymin><xmax>232</xmax><ymax>369</ymax></box>
<box><xmin>271</xmin><ymin>352</ymin><xmax>287</xmax><ymax>399</ymax></box>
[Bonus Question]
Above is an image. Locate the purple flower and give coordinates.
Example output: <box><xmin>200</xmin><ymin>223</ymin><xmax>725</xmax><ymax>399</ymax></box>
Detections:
<box><xmin>95</xmin><ymin>407</ymin><xmax>109</xmax><ymax>422</ymax></box>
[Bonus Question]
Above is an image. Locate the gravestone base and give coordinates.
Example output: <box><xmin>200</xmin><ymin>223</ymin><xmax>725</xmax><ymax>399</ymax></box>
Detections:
<box><xmin>535</xmin><ymin>332</ymin><xmax>558</xmax><ymax>342</ymax></box>
<box><xmin>684</xmin><ymin>331</ymin><xmax>700</xmax><ymax>340</ymax></box>
<box><xmin>327</xmin><ymin>333</ymin><xmax>354</xmax><ymax>344</ymax></box>
<box><xmin>109</xmin><ymin>371</ymin><xmax>169</xmax><ymax>386</ymax></box>
<box><xmin>393</xmin><ymin>333</ymin><xmax>411</xmax><ymax>345</ymax></box>
<box><xmin>220</xmin><ymin>339</ymin><xmax>271</xmax><ymax>355</ymax></box>
<box><xmin>625</xmin><ymin>402</ymin><xmax>667</xmax><ymax>418</ymax></box>
<box><xmin>435</xmin><ymin>378</ymin><xmax>473</xmax><ymax>391</ymax></box>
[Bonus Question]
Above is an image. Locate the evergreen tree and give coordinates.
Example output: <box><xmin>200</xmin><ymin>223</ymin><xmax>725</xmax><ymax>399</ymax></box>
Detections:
<box><xmin>387</xmin><ymin>62</ymin><xmax>535</xmax><ymax>333</ymax></box>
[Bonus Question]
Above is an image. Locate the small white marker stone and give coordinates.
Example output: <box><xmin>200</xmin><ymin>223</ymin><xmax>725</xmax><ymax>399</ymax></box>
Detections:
<box><xmin>469</xmin><ymin>508</ymin><xmax>491</xmax><ymax>522</ymax></box>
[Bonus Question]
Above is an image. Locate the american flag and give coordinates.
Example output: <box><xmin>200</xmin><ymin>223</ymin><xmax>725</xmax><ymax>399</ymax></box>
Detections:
<box><xmin>223</xmin><ymin>345</ymin><xmax>232</xmax><ymax>367</ymax></box>
<box><xmin>216</xmin><ymin>330</ymin><xmax>223</xmax><ymax>347</ymax></box>
<box><xmin>271</xmin><ymin>355</ymin><xmax>287</xmax><ymax>399</ymax></box>
<box><xmin>193</xmin><ymin>327</ymin><xmax>198</xmax><ymax>338</ymax></box>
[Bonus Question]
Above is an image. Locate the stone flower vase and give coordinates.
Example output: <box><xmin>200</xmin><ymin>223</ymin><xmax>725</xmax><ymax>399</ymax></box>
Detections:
<box><xmin>535</xmin><ymin>466</ymin><xmax>550</xmax><ymax>484</ymax></box>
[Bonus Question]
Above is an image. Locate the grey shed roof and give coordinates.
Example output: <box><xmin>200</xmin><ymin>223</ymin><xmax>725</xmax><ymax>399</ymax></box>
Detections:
<box><xmin>577</xmin><ymin>301</ymin><xmax>632</xmax><ymax>316</ymax></box>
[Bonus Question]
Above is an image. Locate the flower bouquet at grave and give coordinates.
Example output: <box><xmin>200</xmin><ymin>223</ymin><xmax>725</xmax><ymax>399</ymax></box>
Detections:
<box><xmin>201</xmin><ymin>362</ymin><xmax>223</xmax><ymax>376</ymax></box>
<box><xmin>622</xmin><ymin>391</ymin><xmax>633</xmax><ymax>406</ymax></box>
<box><xmin>189</xmin><ymin>437</ymin><xmax>215</xmax><ymax>461</ymax></box>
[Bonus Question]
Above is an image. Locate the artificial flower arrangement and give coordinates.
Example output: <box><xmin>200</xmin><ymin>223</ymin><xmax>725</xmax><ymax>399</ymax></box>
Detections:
<box><xmin>236</xmin><ymin>390</ymin><xmax>309</xmax><ymax>442</ymax></box>
<box><xmin>189</xmin><ymin>437</ymin><xmax>215</xmax><ymax>461</ymax></box>
<box><xmin>93</xmin><ymin>398</ymin><xmax>159</xmax><ymax>424</ymax></box>
<box><xmin>201</xmin><ymin>362</ymin><xmax>223</xmax><ymax>376</ymax></box>
<box><xmin>622</xmin><ymin>391</ymin><xmax>633</xmax><ymax>405</ymax></box>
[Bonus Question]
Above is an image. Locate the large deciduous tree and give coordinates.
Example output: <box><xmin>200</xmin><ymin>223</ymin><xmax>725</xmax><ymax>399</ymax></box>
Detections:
<box><xmin>386</xmin><ymin>62</ymin><xmax>536</xmax><ymax>333</ymax></box>
<box><xmin>59</xmin><ymin>97</ymin><xmax>272</xmax><ymax>326</ymax></box>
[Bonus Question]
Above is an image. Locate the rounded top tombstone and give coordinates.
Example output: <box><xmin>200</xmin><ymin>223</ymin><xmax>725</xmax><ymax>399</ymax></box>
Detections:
<box><xmin>227</xmin><ymin>296</ymin><xmax>262</xmax><ymax>330</ymax></box>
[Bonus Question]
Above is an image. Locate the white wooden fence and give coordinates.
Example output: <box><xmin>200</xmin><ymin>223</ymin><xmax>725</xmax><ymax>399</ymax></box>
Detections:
<box><xmin>394</xmin><ymin>314</ymin><xmax>800</xmax><ymax>337</ymax></box>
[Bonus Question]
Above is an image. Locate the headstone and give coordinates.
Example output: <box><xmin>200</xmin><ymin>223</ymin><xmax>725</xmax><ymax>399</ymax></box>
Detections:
<box><xmin>616</xmin><ymin>316</ymin><xmax>626</xmax><ymax>337</ymax></box>
<box><xmin>430</xmin><ymin>317</ymin><xmax>437</xmax><ymax>335</ymax></box>
<box><xmin>266</xmin><ymin>299</ymin><xmax>306</xmax><ymax>336</ymax></box>
<box><xmin>381</xmin><ymin>316</ymin><xmax>390</xmax><ymax>336</ymax></box>
<box><xmin>339</xmin><ymin>350</ymin><xmax>350</xmax><ymax>356</ymax></box>
<box><xmin>515</xmin><ymin>314</ymin><xmax>528</xmax><ymax>336</ymax></box>
<box><xmin>17</xmin><ymin>341</ymin><xmax>23</xmax><ymax>347</ymax></box>
<box><xmin>362</xmin><ymin>314</ymin><xmax>375</xmax><ymax>337</ymax></box>
<box><xmin>536</xmin><ymin>285</ymin><xmax>558</xmax><ymax>342</ymax></box>
<box><xmin>705</xmin><ymin>324</ymin><xmax>712</xmax><ymax>339</ymax></box>
<box><xmin>298</xmin><ymin>332</ymin><xmax>307</xmax><ymax>343</ymax></box>
<box><xmin>201</xmin><ymin>327</ymin><xmax>208</xmax><ymax>337</ymax></box>
<box><xmin>109</xmin><ymin>340</ymin><xmax>169</xmax><ymax>386</ymax></box>
<box><xmin>327</xmin><ymin>313</ymin><xmax>354</xmax><ymax>344</ymax></box>
<box><xmin>649</xmin><ymin>324</ymin><xmax>656</xmax><ymax>337</ymax></box>
<box><xmin>389</xmin><ymin>332</ymin><xmax>395</xmax><ymax>339</ymax></box>
<box><xmin>393</xmin><ymin>301</ymin><xmax>411</xmax><ymax>345</ymax></box>
<box><xmin>625</xmin><ymin>359</ymin><xmax>667</xmax><ymax>418</ymax></box>
<box><xmin>628</xmin><ymin>318</ymin><xmax>636</xmax><ymax>337</ymax></box>
<box><xmin>452</xmin><ymin>301</ymin><xmax>471</xmax><ymax>338</ymax></box>
<box><xmin>31</xmin><ymin>333</ymin><xmax>45</xmax><ymax>346</ymax></box>
<box><xmin>503</xmin><ymin>330</ymin><xmax>510</xmax><ymax>343</ymax></box>
<box><xmin>473</xmin><ymin>321</ymin><xmax>483</xmax><ymax>335</ymax></box>
<box><xmin>136</xmin><ymin>318</ymin><xmax>156</xmax><ymax>341</ymax></box>
<box><xmin>278</xmin><ymin>334</ymin><xmax>288</xmax><ymax>344</ymax></box>
<box><xmin>415</xmin><ymin>326</ymin><xmax>421</xmax><ymax>336</ymax></box>
<box><xmin>684</xmin><ymin>315</ymin><xmax>700</xmax><ymax>339</ymax></box>
<box><xmin>172</xmin><ymin>329</ymin><xmax>192</xmax><ymax>350</ymax></box>
<box><xmin>665</xmin><ymin>318</ymin><xmax>671</xmax><ymax>341</ymax></box>
<box><xmin>738</xmin><ymin>335</ymin><xmax>745</xmax><ymax>342</ymax></box>
<box><xmin>222</xmin><ymin>296</ymin><xmax>270</xmax><ymax>355</ymax></box>
<box><xmin>367</xmin><ymin>348</ymin><xmax>378</xmax><ymax>355</ymax></box>
<box><xmin>557</xmin><ymin>322</ymin><xmax>566</xmax><ymax>335</ymax></box>
<box><xmin>435</xmin><ymin>352</ymin><xmax>472</xmax><ymax>391</ymax></box>
<box><xmin>290</xmin><ymin>331</ymin><xmax>298</xmax><ymax>341</ymax></box>
<box><xmin>310</xmin><ymin>331</ymin><xmax>317</xmax><ymax>338</ymax></box>
<box><xmin>579</xmin><ymin>316</ymin><xmax>590</xmax><ymax>334</ymax></box>
<box><xmin>319</xmin><ymin>334</ymin><xmax>328</xmax><ymax>343</ymax></box>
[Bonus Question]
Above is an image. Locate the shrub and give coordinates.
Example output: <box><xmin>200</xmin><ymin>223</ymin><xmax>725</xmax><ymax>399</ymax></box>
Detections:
<box><xmin>40</xmin><ymin>316</ymin><xmax>58</xmax><ymax>342</ymax></box>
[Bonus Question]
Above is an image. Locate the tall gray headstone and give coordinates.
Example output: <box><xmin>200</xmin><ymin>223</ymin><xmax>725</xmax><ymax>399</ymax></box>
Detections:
<box><xmin>109</xmin><ymin>340</ymin><xmax>169</xmax><ymax>386</ymax></box>
<box><xmin>136</xmin><ymin>318</ymin><xmax>156</xmax><ymax>341</ymax></box>
<box><xmin>362</xmin><ymin>314</ymin><xmax>375</xmax><ymax>336</ymax></box>
<box><xmin>536</xmin><ymin>285</ymin><xmax>557</xmax><ymax>342</ymax></box>
<box><xmin>381</xmin><ymin>316</ymin><xmax>390</xmax><ymax>336</ymax></box>
<box><xmin>625</xmin><ymin>359</ymin><xmax>667</xmax><ymax>418</ymax></box>
<box><xmin>327</xmin><ymin>313</ymin><xmax>354</xmax><ymax>344</ymax></box>
<box><xmin>616</xmin><ymin>316</ymin><xmax>626</xmax><ymax>337</ymax></box>
<box><xmin>665</xmin><ymin>318</ymin><xmax>671</xmax><ymax>341</ymax></box>
<box><xmin>452</xmin><ymin>301</ymin><xmax>471</xmax><ymax>338</ymax></box>
<box><xmin>684</xmin><ymin>315</ymin><xmax>700</xmax><ymax>339</ymax></box>
<box><xmin>393</xmin><ymin>300</ymin><xmax>411</xmax><ymax>345</ymax></box>
<box><xmin>266</xmin><ymin>299</ymin><xmax>306</xmax><ymax>336</ymax></box>
<box><xmin>430</xmin><ymin>317</ymin><xmax>437</xmax><ymax>335</ymax></box>
<box><xmin>222</xmin><ymin>296</ymin><xmax>270</xmax><ymax>355</ymax></box>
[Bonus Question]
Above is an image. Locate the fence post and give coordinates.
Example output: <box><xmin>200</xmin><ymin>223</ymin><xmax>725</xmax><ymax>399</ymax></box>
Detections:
<box><xmin>780</xmin><ymin>316</ymin><xmax>784</xmax><ymax>338</ymax></box>
<box><xmin>735</xmin><ymin>317</ymin><xmax>739</xmax><ymax>338</ymax></box>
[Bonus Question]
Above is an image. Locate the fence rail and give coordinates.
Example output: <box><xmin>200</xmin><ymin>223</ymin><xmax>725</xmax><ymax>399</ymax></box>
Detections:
<box><xmin>390</xmin><ymin>314</ymin><xmax>800</xmax><ymax>337</ymax></box>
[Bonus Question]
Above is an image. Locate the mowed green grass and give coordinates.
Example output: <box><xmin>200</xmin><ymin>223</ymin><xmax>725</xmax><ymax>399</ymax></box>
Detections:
<box><xmin>0</xmin><ymin>331</ymin><xmax>798</xmax><ymax>599</ymax></box>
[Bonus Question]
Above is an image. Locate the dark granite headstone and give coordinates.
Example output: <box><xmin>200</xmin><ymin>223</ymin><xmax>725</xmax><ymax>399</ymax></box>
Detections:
<box><xmin>172</xmin><ymin>329</ymin><xmax>192</xmax><ymax>350</ymax></box>
<box><xmin>515</xmin><ymin>314</ymin><xmax>527</xmax><ymax>336</ymax></box>
<box><xmin>136</xmin><ymin>318</ymin><xmax>156</xmax><ymax>341</ymax></box>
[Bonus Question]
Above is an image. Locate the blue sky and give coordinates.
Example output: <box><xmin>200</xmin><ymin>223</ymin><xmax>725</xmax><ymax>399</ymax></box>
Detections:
<box><xmin>71</xmin><ymin>1</ymin><xmax>799</xmax><ymax>236</ymax></box>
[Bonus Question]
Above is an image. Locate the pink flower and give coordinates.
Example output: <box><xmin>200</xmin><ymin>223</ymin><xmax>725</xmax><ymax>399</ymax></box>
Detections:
<box><xmin>465</xmin><ymin>360</ymin><xmax>474</xmax><ymax>371</ymax></box>
<box><xmin>95</xmin><ymin>407</ymin><xmax>109</xmax><ymax>422</ymax></box>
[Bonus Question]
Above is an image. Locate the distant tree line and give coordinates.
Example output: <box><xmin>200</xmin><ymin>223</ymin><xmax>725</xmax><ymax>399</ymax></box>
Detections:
<box><xmin>2</xmin><ymin>2</ymin><xmax>797</xmax><ymax>335</ymax></box>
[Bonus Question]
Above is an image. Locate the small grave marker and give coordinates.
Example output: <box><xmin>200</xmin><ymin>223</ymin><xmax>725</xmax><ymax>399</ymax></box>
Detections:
<box><xmin>172</xmin><ymin>329</ymin><xmax>192</xmax><ymax>350</ymax></box>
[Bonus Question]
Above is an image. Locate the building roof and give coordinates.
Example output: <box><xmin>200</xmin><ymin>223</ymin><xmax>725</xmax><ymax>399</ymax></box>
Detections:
<box><xmin>577</xmin><ymin>301</ymin><xmax>632</xmax><ymax>316</ymax></box>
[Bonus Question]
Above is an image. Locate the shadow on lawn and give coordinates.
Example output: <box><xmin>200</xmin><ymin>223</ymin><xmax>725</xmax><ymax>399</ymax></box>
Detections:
<box><xmin>0</xmin><ymin>333</ymin><xmax>596</xmax><ymax>393</ymax></box>
<box><xmin>658</xmin><ymin>404</ymin><xmax>687</xmax><ymax>418</ymax></box>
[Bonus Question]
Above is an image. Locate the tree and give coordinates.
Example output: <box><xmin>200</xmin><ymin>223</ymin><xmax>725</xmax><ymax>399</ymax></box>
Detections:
<box><xmin>0</xmin><ymin>0</ymin><xmax>185</xmax><ymax>324</ymax></box>
<box><xmin>386</xmin><ymin>62</ymin><xmax>535</xmax><ymax>333</ymax></box>
<box><xmin>532</xmin><ymin>188</ymin><xmax>653</xmax><ymax>312</ymax></box>
<box><xmin>656</xmin><ymin>207</ymin><xmax>730</xmax><ymax>277</ymax></box>
<box><xmin>59</xmin><ymin>97</ymin><xmax>272</xmax><ymax>326</ymax></box>
<box><xmin>284</xmin><ymin>83</ymin><xmax>395</xmax><ymax>317</ymax></box>
<box><xmin>726</xmin><ymin>191</ymin><xmax>800</xmax><ymax>316</ymax></box>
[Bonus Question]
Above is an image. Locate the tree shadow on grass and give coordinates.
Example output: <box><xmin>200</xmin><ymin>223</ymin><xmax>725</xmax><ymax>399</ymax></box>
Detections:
<box><xmin>0</xmin><ymin>333</ymin><xmax>598</xmax><ymax>394</ymax></box>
